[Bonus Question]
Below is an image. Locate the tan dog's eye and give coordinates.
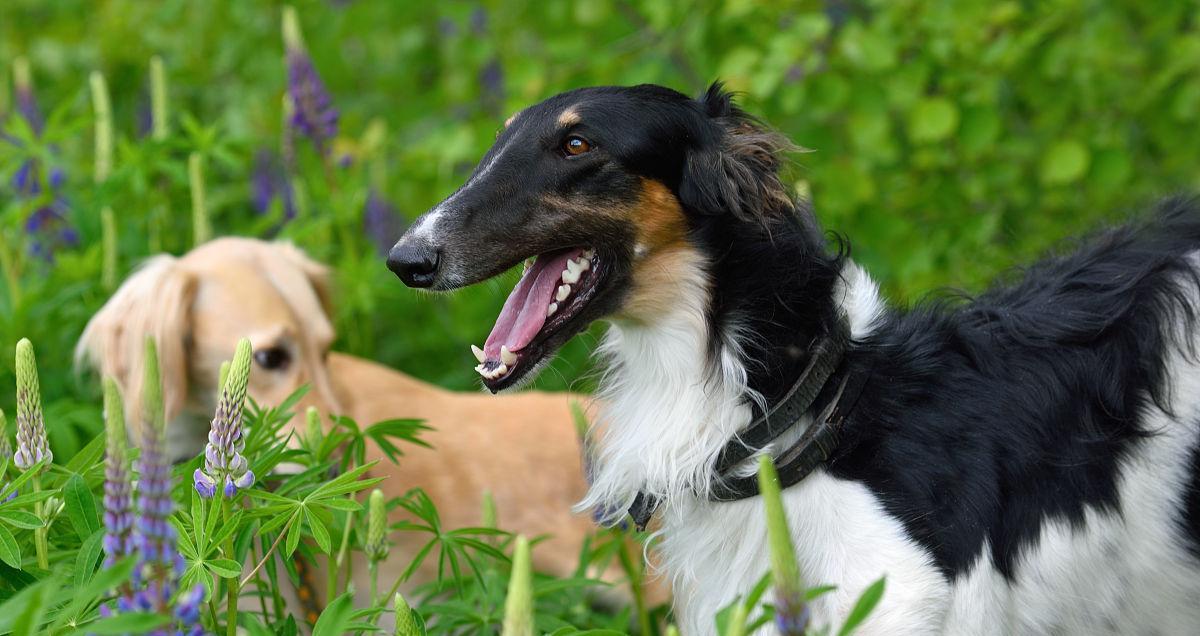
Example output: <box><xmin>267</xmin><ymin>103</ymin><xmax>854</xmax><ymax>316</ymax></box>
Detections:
<box><xmin>254</xmin><ymin>347</ymin><xmax>291</xmax><ymax>371</ymax></box>
<box><xmin>562</xmin><ymin>136</ymin><xmax>592</xmax><ymax>156</ymax></box>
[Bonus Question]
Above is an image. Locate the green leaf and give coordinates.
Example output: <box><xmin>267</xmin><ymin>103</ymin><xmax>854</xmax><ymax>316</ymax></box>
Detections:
<box><xmin>311</xmin><ymin>591</ymin><xmax>355</xmax><ymax>636</ymax></box>
<box><xmin>907</xmin><ymin>97</ymin><xmax>960</xmax><ymax>143</ymax></box>
<box><xmin>73</xmin><ymin>528</ymin><xmax>104</xmax><ymax>589</ymax></box>
<box><xmin>0</xmin><ymin>508</ymin><xmax>43</xmax><ymax>529</ymax></box>
<box><xmin>64</xmin><ymin>473</ymin><xmax>101</xmax><ymax>540</ymax></box>
<box><xmin>1040</xmin><ymin>140</ymin><xmax>1090</xmax><ymax>185</ymax></box>
<box><xmin>304</xmin><ymin>506</ymin><xmax>332</xmax><ymax>554</ymax></box>
<box><xmin>68</xmin><ymin>612</ymin><xmax>171</xmax><ymax>635</ymax></box>
<box><xmin>6</xmin><ymin>571</ymin><xmax>57</xmax><ymax>636</ymax></box>
<box><xmin>285</xmin><ymin>511</ymin><xmax>302</xmax><ymax>557</ymax></box>
<box><xmin>207</xmin><ymin>557</ymin><xmax>244</xmax><ymax>578</ymax></box>
<box><xmin>837</xmin><ymin>577</ymin><xmax>887</xmax><ymax>636</ymax></box>
<box><xmin>0</xmin><ymin>524</ymin><xmax>20</xmax><ymax>568</ymax></box>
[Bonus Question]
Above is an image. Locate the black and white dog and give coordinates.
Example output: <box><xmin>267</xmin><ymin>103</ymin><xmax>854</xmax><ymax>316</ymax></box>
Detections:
<box><xmin>388</xmin><ymin>83</ymin><xmax>1200</xmax><ymax>634</ymax></box>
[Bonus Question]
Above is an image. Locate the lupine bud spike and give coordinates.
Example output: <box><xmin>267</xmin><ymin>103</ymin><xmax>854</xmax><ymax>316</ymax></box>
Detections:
<box><xmin>366</xmin><ymin>488</ymin><xmax>388</xmax><ymax>562</ymax></box>
<box><xmin>89</xmin><ymin>71</ymin><xmax>113</xmax><ymax>184</ymax></box>
<box><xmin>481</xmin><ymin>490</ymin><xmax>497</xmax><ymax>529</ymax></box>
<box><xmin>281</xmin><ymin>6</ymin><xmax>305</xmax><ymax>52</ymax></box>
<box><xmin>218</xmin><ymin>360</ymin><xmax>231</xmax><ymax>395</ymax></box>
<box><xmin>758</xmin><ymin>455</ymin><xmax>808</xmax><ymax>635</ymax></box>
<box><xmin>393</xmin><ymin>592</ymin><xmax>420</xmax><ymax>636</ymax></box>
<box><xmin>149</xmin><ymin>56</ymin><xmax>169</xmax><ymax>141</ymax></box>
<box><xmin>194</xmin><ymin>338</ymin><xmax>255</xmax><ymax>498</ymax></box>
<box><xmin>188</xmin><ymin>153</ymin><xmax>210</xmax><ymax>246</ymax></box>
<box><xmin>142</xmin><ymin>338</ymin><xmax>165</xmax><ymax>434</ymax></box>
<box><xmin>501</xmin><ymin>535</ymin><xmax>533</xmax><ymax>636</ymax></box>
<box><xmin>725</xmin><ymin>601</ymin><xmax>749</xmax><ymax>636</ymax></box>
<box><xmin>101</xmin><ymin>206</ymin><xmax>117</xmax><ymax>290</ymax></box>
<box><xmin>304</xmin><ymin>406</ymin><xmax>322</xmax><ymax>449</ymax></box>
<box><xmin>14</xmin><ymin>338</ymin><xmax>51</xmax><ymax>470</ymax></box>
<box><xmin>102</xmin><ymin>377</ymin><xmax>133</xmax><ymax>566</ymax></box>
<box><xmin>225</xmin><ymin>339</ymin><xmax>252</xmax><ymax>406</ymax></box>
<box><xmin>665</xmin><ymin>626</ymin><xmax>681</xmax><ymax>636</ymax></box>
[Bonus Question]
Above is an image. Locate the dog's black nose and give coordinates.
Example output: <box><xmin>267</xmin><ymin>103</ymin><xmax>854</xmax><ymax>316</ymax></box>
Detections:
<box><xmin>388</xmin><ymin>240</ymin><xmax>441</xmax><ymax>288</ymax></box>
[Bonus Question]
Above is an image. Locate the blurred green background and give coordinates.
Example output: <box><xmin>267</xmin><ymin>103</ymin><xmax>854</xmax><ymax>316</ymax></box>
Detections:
<box><xmin>1</xmin><ymin>0</ymin><xmax>1198</xmax><ymax>459</ymax></box>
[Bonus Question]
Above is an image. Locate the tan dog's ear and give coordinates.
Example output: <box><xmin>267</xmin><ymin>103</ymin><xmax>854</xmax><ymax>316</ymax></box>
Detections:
<box><xmin>76</xmin><ymin>255</ymin><xmax>196</xmax><ymax>430</ymax></box>
<box><xmin>273</xmin><ymin>241</ymin><xmax>334</xmax><ymax>320</ymax></box>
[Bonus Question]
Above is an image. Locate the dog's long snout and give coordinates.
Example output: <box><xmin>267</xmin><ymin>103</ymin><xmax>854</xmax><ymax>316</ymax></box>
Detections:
<box><xmin>387</xmin><ymin>237</ymin><xmax>442</xmax><ymax>288</ymax></box>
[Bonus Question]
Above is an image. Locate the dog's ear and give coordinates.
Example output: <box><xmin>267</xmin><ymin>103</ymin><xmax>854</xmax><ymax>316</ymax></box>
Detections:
<box><xmin>76</xmin><ymin>255</ymin><xmax>196</xmax><ymax>432</ymax></box>
<box><xmin>678</xmin><ymin>82</ymin><xmax>797</xmax><ymax>224</ymax></box>
<box><xmin>272</xmin><ymin>241</ymin><xmax>334</xmax><ymax>321</ymax></box>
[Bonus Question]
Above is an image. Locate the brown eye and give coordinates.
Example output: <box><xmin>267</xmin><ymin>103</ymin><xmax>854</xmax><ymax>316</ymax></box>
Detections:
<box><xmin>563</xmin><ymin>136</ymin><xmax>592</xmax><ymax>156</ymax></box>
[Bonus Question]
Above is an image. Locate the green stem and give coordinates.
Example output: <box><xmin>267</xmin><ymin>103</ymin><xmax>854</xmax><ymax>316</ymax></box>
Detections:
<box><xmin>32</xmin><ymin>475</ymin><xmax>48</xmax><ymax>569</ymax></box>
<box><xmin>0</xmin><ymin>232</ymin><xmax>22</xmax><ymax>310</ymax></box>
<box><xmin>616</xmin><ymin>530</ymin><xmax>650</xmax><ymax>636</ymax></box>
<box><xmin>222</xmin><ymin>497</ymin><xmax>238</xmax><ymax>636</ymax></box>
<box><xmin>368</xmin><ymin>561</ymin><xmax>378</xmax><ymax>607</ymax></box>
<box><xmin>329</xmin><ymin>491</ymin><xmax>356</xmax><ymax>600</ymax></box>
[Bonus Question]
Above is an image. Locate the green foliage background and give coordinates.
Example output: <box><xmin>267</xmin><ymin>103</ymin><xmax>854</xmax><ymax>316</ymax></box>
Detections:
<box><xmin>1</xmin><ymin>0</ymin><xmax>1198</xmax><ymax>460</ymax></box>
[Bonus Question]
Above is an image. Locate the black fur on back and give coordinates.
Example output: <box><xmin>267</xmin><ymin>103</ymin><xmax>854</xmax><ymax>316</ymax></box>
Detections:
<box><xmin>807</xmin><ymin>196</ymin><xmax>1200</xmax><ymax>578</ymax></box>
<box><xmin>675</xmin><ymin>85</ymin><xmax>1200</xmax><ymax>577</ymax></box>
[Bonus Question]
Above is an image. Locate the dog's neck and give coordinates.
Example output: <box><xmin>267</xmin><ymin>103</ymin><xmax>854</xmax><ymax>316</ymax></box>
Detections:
<box><xmin>579</xmin><ymin>214</ymin><xmax>885</xmax><ymax>522</ymax></box>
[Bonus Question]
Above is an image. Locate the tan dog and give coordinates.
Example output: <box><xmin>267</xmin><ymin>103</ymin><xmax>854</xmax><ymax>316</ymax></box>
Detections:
<box><xmin>75</xmin><ymin>237</ymin><xmax>597</xmax><ymax>597</ymax></box>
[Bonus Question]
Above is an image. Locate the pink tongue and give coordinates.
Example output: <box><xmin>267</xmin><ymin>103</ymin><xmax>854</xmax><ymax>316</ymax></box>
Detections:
<box><xmin>483</xmin><ymin>249</ymin><xmax>581</xmax><ymax>359</ymax></box>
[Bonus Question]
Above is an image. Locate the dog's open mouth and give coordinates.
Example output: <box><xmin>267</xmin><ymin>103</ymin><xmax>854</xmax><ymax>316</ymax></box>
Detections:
<box><xmin>472</xmin><ymin>247</ymin><xmax>599</xmax><ymax>391</ymax></box>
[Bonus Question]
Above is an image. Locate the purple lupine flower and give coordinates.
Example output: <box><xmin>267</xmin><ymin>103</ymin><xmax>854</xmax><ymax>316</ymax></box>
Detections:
<box><xmin>364</xmin><ymin>189</ymin><xmax>406</xmax><ymax>256</ymax></box>
<box><xmin>25</xmin><ymin>204</ymin><xmax>79</xmax><ymax>261</ymax></box>
<box><xmin>251</xmin><ymin>149</ymin><xmax>296</xmax><ymax>220</ymax></box>
<box><xmin>283</xmin><ymin>7</ymin><xmax>338</xmax><ymax>158</ymax></box>
<box><xmin>194</xmin><ymin>339</ymin><xmax>254</xmax><ymax>499</ymax></box>
<box><xmin>479</xmin><ymin>59</ymin><xmax>505</xmax><ymax>114</ymax></box>
<box><xmin>131</xmin><ymin>340</ymin><xmax>184</xmax><ymax>609</ymax></box>
<box><xmin>469</xmin><ymin>7</ymin><xmax>488</xmax><ymax>35</ymax></box>
<box><xmin>102</xmin><ymin>378</ymin><xmax>134</xmax><ymax>566</ymax></box>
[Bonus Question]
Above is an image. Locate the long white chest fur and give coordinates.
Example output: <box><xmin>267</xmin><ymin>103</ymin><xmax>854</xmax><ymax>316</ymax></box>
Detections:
<box><xmin>579</xmin><ymin>259</ymin><xmax>1200</xmax><ymax>635</ymax></box>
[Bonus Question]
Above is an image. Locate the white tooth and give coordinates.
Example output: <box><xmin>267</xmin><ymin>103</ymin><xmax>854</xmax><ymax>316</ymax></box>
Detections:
<box><xmin>562</xmin><ymin>268</ymin><xmax>580</xmax><ymax>284</ymax></box>
<box><xmin>578</xmin><ymin>257</ymin><xmax>590</xmax><ymax>272</ymax></box>
<box><xmin>475</xmin><ymin>364</ymin><xmax>486</xmax><ymax>376</ymax></box>
<box><xmin>547</xmin><ymin>302</ymin><xmax>558</xmax><ymax>317</ymax></box>
<box><xmin>523</xmin><ymin>258</ymin><xmax>533</xmax><ymax>273</ymax></box>
<box><xmin>496</xmin><ymin>363</ymin><xmax>508</xmax><ymax>375</ymax></box>
<box><xmin>500</xmin><ymin>346</ymin><xmax>517</xmax><ymax>366</ymax></box>
<box><xmin>471</xmin><ymin>345</ymin><xmax>486</xmax><ymax>363</ymax></box>
<box><xmin>556</xmin><ymin>284</ymin><xmax>571</xmax><ymax>302</ymax></box>
<box><xmin>583</xmin><ymin>249</ymin><xmax>595</xmax><ymax>259</ymax></box>
<box><xmin>566</xmin><ymin>259</ymin><xmax>582</xmax><ymax>275</ymax></box>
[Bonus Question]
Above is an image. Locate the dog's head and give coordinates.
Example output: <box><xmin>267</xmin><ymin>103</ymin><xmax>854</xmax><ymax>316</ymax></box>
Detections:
<box><xmin>388</xmin><ymin>82</ymin><xmax>797</xmax><ymax>392</ymax></box>
<box><xmin>76</xmin><ymin>237</ymin><xmax>343</xmax><ymax>460</ymax></box>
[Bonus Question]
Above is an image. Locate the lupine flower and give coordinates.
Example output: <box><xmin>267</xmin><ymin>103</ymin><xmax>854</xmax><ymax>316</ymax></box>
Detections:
<box><xmin>283</xmin><ymin>6</ymin><xmax>338</xmax><ymax>158</ymax></box>
<box><xmin>304</xmin><ymin>406</ymin><xmax>322</xmax><ymax>451</ymax></box>
<box><xmin>479</xmin><ymin>59</ymin><xmax>505</xmax><ymax>113</ymax></box>
<box><xmin>194</xmin><ymin>339</ymin><xmax>254</xmax><ymax>498</ymax></box>
<box><xmin>365</xmin><ymin>488</ymin><xmax>388</xmax><ymax>562</ymax></box>
<box><xmin>189</xmin><ymin>153</ymin><xmax>210</xmax><ymax>246</ymax></box>
<box><xmin>134</xmin><ymin>339</ymin><xmax>181</xmax><ymax>575</ymax></box>
<box><xmin>251</xmin><ymin>148</ymin><xmax>296</xmax><ymax>221</ymax></box>
<box><xmin>89</xmin><ymin>71</ymin><xmax>113</xmax><ymax>184</ymax></box>
<box><xmin>364</xmin><ymin>189</ymin><xmax>405</xmax><ymax>256</ymax></box>
<box><xmin>5</xmin><ymin>60</ymin><xmax>76</xmax><ymax>261</ymax></box>
<box><xmin>14</xmin><ymin>339</ymin><xmax>51</xmax><ymax>471</ymax></box>
<box><xmin>394</xmin><ymin>593</ymin><xmax>421</xmax><ymax>636</ymax></box>
<box><xmin>124</xmin><ymin>339</ymin><xmax>205</xmax><ymax>635</ymax></box>
<box><xmin>102</xmin><ymin>377</ymin><xmax>134</xmax><ymax>565</ymax></box>
<box><xmin>501</xmin><ymin>535</ymin><xmax>533</xmax><ymax>636</ymax></box>
<box><xmin>149</xmin><ymin>55</ymin><xmax>169</xmax><ymax>141</ymax></box>
<box><xmin>481</xmin><ymin>490</ymin><xmax>497</xmax><ymax>529</ymax></box>
<box><xmin>757</xmin><ymin>456</ymin><xmax>808</xmax><ymax>635</ymax></box>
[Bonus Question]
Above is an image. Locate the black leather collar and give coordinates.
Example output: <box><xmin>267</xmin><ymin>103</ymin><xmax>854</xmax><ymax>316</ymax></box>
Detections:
<box><xmin>627</xmin><ymin>319</ymin><xmax>870</xmax><ymax>531</ymax></box>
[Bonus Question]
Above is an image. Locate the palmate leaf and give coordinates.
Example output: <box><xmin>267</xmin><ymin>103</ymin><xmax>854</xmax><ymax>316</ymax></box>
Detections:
<box><xmin>65</xmin><ymin>612</ymin><xmax>170</xmax><ymax>635</ymax></box>
<box><xmin>0</xmin><ymin>508</ymin><xmax>42</xmax><ymax>529</ymax></box>
<box><xmin>0</xmin><ymin>524</ymin><xmax>20</xmax><ymax>569</ymax></box>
